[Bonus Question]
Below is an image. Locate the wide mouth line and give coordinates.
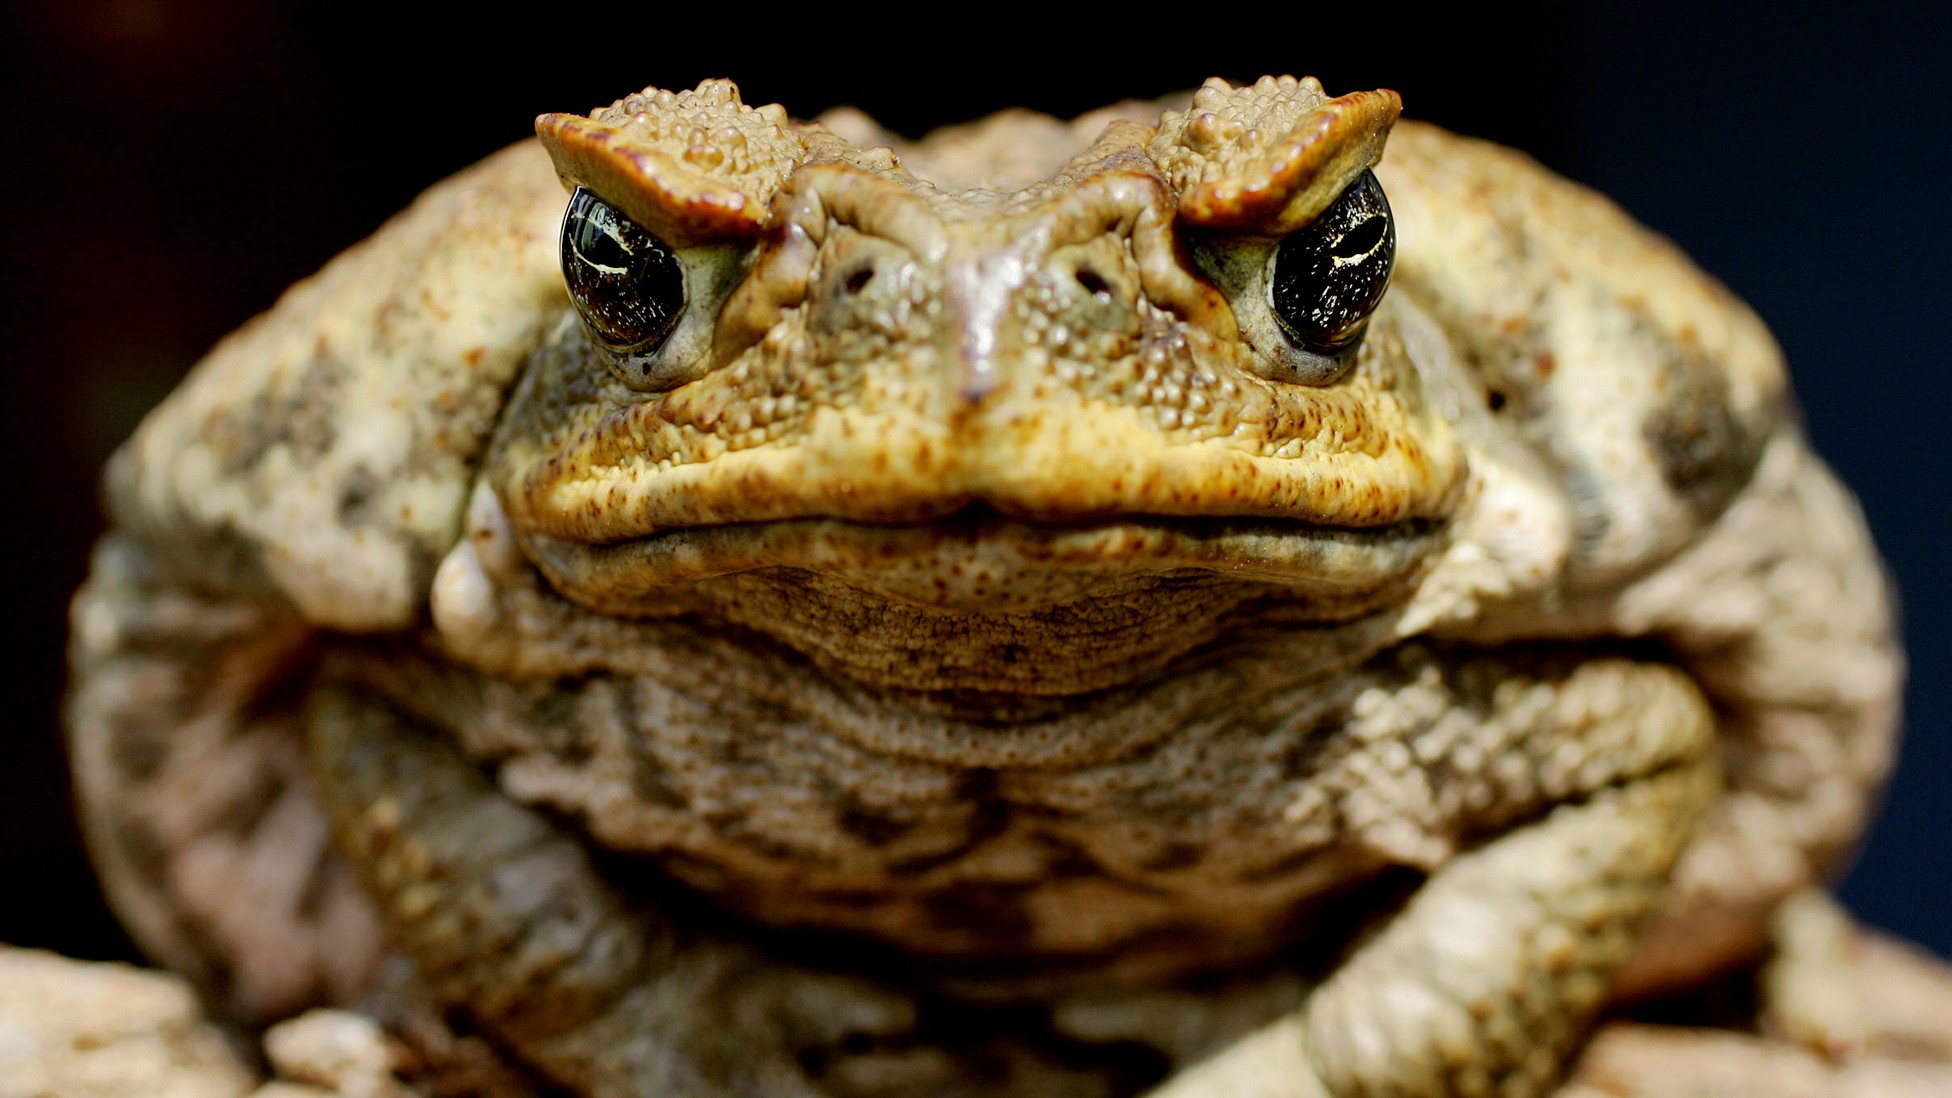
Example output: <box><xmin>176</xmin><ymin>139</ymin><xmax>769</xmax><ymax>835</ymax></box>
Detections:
<box><xmin>518</xmin><ymin>507</ymin><xmax>1447</xmax><ymax>600</ymax></box>
<box><xmin>575</xmin><ymin>503</ymin><xmax>1439</xmax><ymax>548</ymax></box>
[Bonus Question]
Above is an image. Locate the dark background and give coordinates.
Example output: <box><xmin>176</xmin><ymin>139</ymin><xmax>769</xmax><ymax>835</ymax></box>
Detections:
<box><xmin>2</xmin><ymin>3</ymin><xmax>1944</xmax><ymax>963</ymax></box>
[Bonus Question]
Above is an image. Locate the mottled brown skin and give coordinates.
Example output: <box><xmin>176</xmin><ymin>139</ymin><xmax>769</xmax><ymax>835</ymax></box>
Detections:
<box><xmin>68</xmin><ymin>77</ymin><xmax>1900</xmax><ymax>1097</ymax></box>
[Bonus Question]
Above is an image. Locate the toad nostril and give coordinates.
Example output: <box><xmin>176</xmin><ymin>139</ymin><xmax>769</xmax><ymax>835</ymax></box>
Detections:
<box><xmin>842</xmin><ymin>265</ymin><xmax>875</xmax><ymax>296</ymax></box>
<box><xmin>1074</xmin><ymin>267</ymin><xmax>1112</xmax><ymax>299</ymax></box>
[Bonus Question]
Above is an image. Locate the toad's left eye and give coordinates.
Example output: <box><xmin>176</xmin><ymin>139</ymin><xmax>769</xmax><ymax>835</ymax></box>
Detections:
<box><xmin>561</xmin><ymin>187</ymin><xmax>685</xmax><ymax>352</ymax></box>
<box><xmin>1269</xmin><ymin>170</ymin><xmax>1394</xmax><ymax>361</ymax></box>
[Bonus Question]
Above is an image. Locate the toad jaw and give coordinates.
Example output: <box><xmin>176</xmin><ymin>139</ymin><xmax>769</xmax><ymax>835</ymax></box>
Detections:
<box><xmin>471</xmin><ymin>82</ymin><xmax>1469</xmax><ymax>698</ymax></box>
<box><xmin>492</xmin><ymin>160</ymin><xmax>1465</xmax><ymax>615</ymax></box>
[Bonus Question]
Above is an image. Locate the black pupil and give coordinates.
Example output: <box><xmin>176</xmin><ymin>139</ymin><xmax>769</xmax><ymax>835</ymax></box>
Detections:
<box><xmin>1332</xmin><ymin>216</ymin><xmax>1387</xmax><ymax>260</ymax></box>
<box><xmin>561</xmin><ymin>187</ymin><xmax>685</xmax><ymax>351</ymax></box>
<box><xmin>1270</xmin><ymin>170</ymin><xmax>1395</xmax><ymax>359</ymax></box>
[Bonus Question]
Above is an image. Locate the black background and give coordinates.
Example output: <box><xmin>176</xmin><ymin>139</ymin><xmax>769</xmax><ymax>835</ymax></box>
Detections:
<box><xmin>2</xmin><ymin>3</ymin><xmax>1944</xmax><ymax>964</ymax></box>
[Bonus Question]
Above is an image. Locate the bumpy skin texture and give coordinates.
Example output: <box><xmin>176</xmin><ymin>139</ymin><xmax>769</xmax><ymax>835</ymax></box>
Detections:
<box><xmin>68</xmin><ymin>77</ymin><xmax>1901</xmax><ymax>1097</ymax></box>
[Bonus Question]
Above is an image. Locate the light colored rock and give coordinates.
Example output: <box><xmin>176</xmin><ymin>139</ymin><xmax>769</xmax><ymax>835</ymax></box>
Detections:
<box><xmin>0</xmin><ymin>947</ymin><xmax>423</xmax><ymax>1098</ymax></box>
<box><xmin>6</xmin><ymin>932</ymin><xmax>1951</xmax><ymax>1096</ymax></box>
<box><xmin>260</xmin><ymin>1010</ymin><xmax>416</xmax><ymax>1098</ymax></box>
<box><xmin>0</xmin><ymin>945</ymin><xmax>253</xmax><ymax>1098</ymax></box>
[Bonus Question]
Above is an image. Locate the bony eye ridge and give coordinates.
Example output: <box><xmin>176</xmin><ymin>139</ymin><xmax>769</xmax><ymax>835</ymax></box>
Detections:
<box><xmin>561</xmin><ymin>186</ymin><xmax>686</xmax><ymax>353</ymax></box>
<box><xmin>1270</xmin><ymin>170</ymin><xmax>1395</xmax><ymax>361</ymax></box>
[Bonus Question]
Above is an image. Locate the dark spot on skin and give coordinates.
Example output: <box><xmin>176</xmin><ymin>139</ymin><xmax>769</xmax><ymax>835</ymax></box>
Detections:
<box><xmin>1139</xmin><ymin>842</ymin><xmax>1208</xmax><ymax>872</ymax></box>
<box><xmin>206</xmin><ymin>769</ymin><xmax>289</xmax><ymax>840</ymax></box>
<box><xmin>1644</xmin><ymin>373</ymin><xmax>1757</xmax><ymax>518</ymax></box>
<box><xmin>838</xmin><ymin>802</ymin><xmax>915</xmax><ymax>847</ymax></box>
<box><xmin>1486</xmin><ymin>388</ymin><xmax>1509</xmax><ymax>413</ymax></box>
<box><xmin>655</xmin><ymin>851</ymin><xmax>733</xmax><ymax>893</ymax></box>
<box><xmin>597</xmin><ymin>683</ymin><xmax>644</xmax><ymax>761</ymax></box>
<box><xmin>1561</xmin><ymin>466</ymin><xmax>1613</xmax><ymax>558</ymax></box>
<box><xmin>921</xmin><ymin>881</ymin><xmax>1035</xmax><ymax>941</ymax></box>
<box><xmin>1616</xmin><ymin>299</ymin><xmax>1767</xmax><ymax>519</ymax></box>
<box><xmin>527</xmin><ymin>687</ymin><xmax>577</xmax><ymax>730</ymax></box>
<box><xmin>886</xmin><ymin>837</ymin><xmax>986</xmax><ymax>878</ymax></box>
<box><xmin>108</xmin><ymin>719</ymin><xmax>170</xmax><ymax>782</ymax></box>
<box><xmin>954</xmin><ymin>767</ymin><xmax>1000</xmax><ymax>804</ymax></box>
<box><xmin>630</xmin><ymin>762</ymin><xmax>688</xmax><ymax>810</ymax></box>
<box><xmin>239</xmin><ymin>642</ymin><xmax>321</xmax><ymax>732</ymax></box>
<box><xmin>135</xmin><ymin>520</ymin><xmax>279</xmax><ymax>606</ymax></box>
<box><xmin>293</xmin><ymin>842</ymin><xmax>337</xmax><ymax>919</ymax></box>
<box><xmin>216</xmin><ymin>347</ymin><xmax>348</xmax><ymax>475</ymax></box>
<box><xmin>178</xmin><ymin>919</ymin><xmax>238</xmax><ymax>1009</ymax></box>
<box><xmin>110</xmin><ymin>816</ymin><xmax>172</xmax><ymax>891</ymax></box>
<box><xmin>889</xmin><ymin>773</ymin><xmax>1009</xmax><ymax>876</ymax></box>
<box><xmin>519</xmin><ymin>687</ymin><xmax>590</xmax><ymax>764</ymax></box>
<box><xmin>335</xmin><ymin>465</ymin><xmax>383</xmax><ymax>527</ymax></box>
<box><xmin>1256</xmin><ymin>864</ymin><xmax>1427</xmax><ymax>981</ymax></box>
<box><xmin>1032</xmin><ymin>832</ymin><xmax>1108</xmax><ymax>879</ymax></box>
<box><xmin>710</xmin><ymin>814</ymin><xmax>833</xmax><ymax>866</ymax></box>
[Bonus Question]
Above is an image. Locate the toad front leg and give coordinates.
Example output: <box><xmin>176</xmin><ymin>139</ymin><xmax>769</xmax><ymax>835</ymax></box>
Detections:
<box><xmin>307</xmin><ymin>675</ymin><xmax>918</xmax><ymax>1098</ymax></box>
<box><xmin>1150</xmin><ymin>655</ymin><xmax>1718</xmax><ymax>1098</ymax></box>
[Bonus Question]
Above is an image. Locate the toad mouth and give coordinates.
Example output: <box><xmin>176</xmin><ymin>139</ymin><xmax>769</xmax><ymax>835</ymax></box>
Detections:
<box><xmin>518</xmin><ymin>506</ymin><xmax>1444</xmax><ymax>612</ymax></box>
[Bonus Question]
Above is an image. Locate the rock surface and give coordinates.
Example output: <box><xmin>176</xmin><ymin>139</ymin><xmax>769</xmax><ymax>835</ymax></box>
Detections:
<box><xmin>5</xmin><ymin>930</ymin><xmax>1949</xmax><ymax>1097</ymax></box>
<box><xmin>0</xmin><ymin>947</ymin><xmax>417</xmax><ymax>1098</ymax></box>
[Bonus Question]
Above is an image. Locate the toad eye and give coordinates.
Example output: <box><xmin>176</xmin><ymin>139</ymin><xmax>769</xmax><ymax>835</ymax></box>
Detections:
<box><xmin>1269</xmin><ymin>169</ymin><xmax>1394</xmax><ymax>363</ymax></box>
<box><xmin>561</xmin><ymin>187</ymin><xmax>685</xmax><ymax>352</ymax></box>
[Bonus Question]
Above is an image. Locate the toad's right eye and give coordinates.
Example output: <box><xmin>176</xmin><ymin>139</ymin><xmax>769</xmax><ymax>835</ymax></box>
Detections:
<box><xmin>1268</xmin><ymin>169</ymin><xmax>1394</xmax><ymax>369</ymax></box>
<box><xmin>561</xmin><ymin>187</ymin><xmax>685</xmax><ymax>352</ymax></box>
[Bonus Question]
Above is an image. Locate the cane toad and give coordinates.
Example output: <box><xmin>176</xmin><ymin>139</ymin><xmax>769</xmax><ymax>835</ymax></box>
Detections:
<box><xmin>67</xmin><ymin>77</ymin><xmax>1901</xmax><ymax>1097</ymax></box>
